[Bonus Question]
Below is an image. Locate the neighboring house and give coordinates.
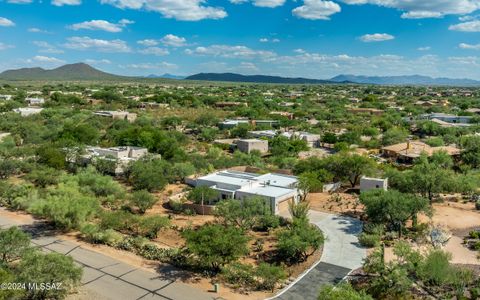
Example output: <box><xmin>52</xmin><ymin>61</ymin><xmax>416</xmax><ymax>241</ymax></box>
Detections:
<box><xmin>382</xmin><ymin>141</ymin><xmax>460</xmax><ymax>164</ymax></box>
<box><xmin>138</xmin><ymin>102</ymin><xmax>170</xmax><ymax>109</ymax></box>
<box><xmin>94</xmin><ymin>111</ymin><xmax>137</xmax><ymax>123</ymax></box>
<box><xmin>0</xmin><ymin>95</ymin><xmax>13</xmax><ymax>101</ymax></box>
<box><xmin>81</xmin><ymin>146</ymin><xmax>149</xmax><ymax>175</ymax></box>
<box><xmin>215</xmin><ymin>102</ymin><xmax>247</xmax><ymax>108</ymax></box>
<box><xmin>269</xmin><ymin>111</ymin><xmax>294</xmax><ymax>120</ymax></box>
<box><xmin>249</xmin><ymin>130</ymin><xmax>278</xmax><ymax>139</ymax></box>
<box><xmin>188</xmin><ymin>170</ymin><xmax>300</xmax><ymax>215</ymax></box>
<box><xmin>0</xmin><ymin>132</ymin><xmax>11</xmax><ymax>142</ymax></box>
<box><xmin>347</xmin><ymin>108</ymin><xmax>384</xmax><ymax>116</ymax></box>
<box><xmin>235</xmin><ymin>139</ymin><xmax>268</xmax><ymax>154</ymax></box>
<box><xmin>13</xmin><ymin>107</ymin><xmax>44</xmax><ymax>117</ymax></box>
<box><xmin>421</xmin><ymin>113</ymin><xmax>472</xmax><ymax>125</ymax></box>
<box><xmin>219</xmin><ymin>119</ymin><xmax>250</xmax><ymax>129</ymax></box>
<box><xmin>25</xmin><ymin>97</ymin><xmax>45</xmax><ymax>106</ymax></box>
<box><xmin>466</xmin><ymin>108</ymin><xmax>480</xmax><ymax>115</ymax></box>
<box><xmin>281</xmin><ymin>131</ymin><xmax>321</xmax><ymax>148</ymax></box>
<box><xmin>360</xmin><ymin>177</ymin><xmax>388</xmax><ymax>192</ymax></box>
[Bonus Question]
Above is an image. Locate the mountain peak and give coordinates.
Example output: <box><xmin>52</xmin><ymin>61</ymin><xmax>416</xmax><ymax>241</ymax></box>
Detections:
<box><xmin>0</xmin><ymin>63</ymin><xmax>124</xmax><ymax>81</ymax></box>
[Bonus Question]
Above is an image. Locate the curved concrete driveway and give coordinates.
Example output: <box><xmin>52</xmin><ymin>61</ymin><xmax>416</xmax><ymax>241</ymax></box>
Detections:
<box><xmin>274</xmin><ymin>210</ymin><xmax>366</xmax><ymax>300</ymax></box>
<box><xmin>310</xmin><ymin>210</ymin><xmax>365</xmax><ymax>270</ymax></box>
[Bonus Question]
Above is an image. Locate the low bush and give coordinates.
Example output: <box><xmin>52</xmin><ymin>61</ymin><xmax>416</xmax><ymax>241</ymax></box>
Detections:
<box><xmin>359</xmin><ymin>233</ymin><xmax>381</xmax><ymax>248</ymax></box>
<box><xmin>221</xmin><ymin>262</ymin><xmax>256</xmax><ymax>288</ymax></box>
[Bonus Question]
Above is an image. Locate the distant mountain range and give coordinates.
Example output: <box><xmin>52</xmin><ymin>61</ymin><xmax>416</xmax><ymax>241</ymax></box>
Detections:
<box><xmin>187</xmin><ymin>73</ymin><xmax>480</xmax><ymax>86</ymax></box>
<box><xmin>145</xmin><ymin>73</ymin><xmax>186</xmax><ymax>80</ymax></box>
<box><xmin>1</xmin><ymin>63</ymin><xmax>480</xmax><ymax>86</ymax></box>
<box><xmin>0</xmin><ymin>63</ymin><xmax>127</xmax><ymax>81</ymax></box>
<box><xmin>185</xmin><ymin>73</ymin><xmax>337</xmax><ymax>84</ymax></box>
<box><xmin>329</xmin><ymin>74</ymin><xmax>480</xmax><ymax>86</ymax></box>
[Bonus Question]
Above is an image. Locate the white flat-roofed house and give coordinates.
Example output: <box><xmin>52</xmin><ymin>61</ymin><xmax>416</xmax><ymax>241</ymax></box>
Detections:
<box><xmin>13</xmin><ymin>107</ymin><xmax>44</xmax><ymax>117</ymax></box>
<box><xmin>190</xmin><ymin>170</ymin><xmax>299</xmax><ymax>215</ymax></box>
<box><xmin>281</xmin><ymin>131</ymin><xmax>321</xmax><ymax>148</ymax></box>
<box><xmin>94</xmin><ymin>111</ymin><xmax>138</xmax><ymax>123</ymax></box>
<box><xmin>82</xmin><ymin>146</ymin><xmax>149</xmax><ymax>175</ymax></box>
<box><xmin>360</xmin><ymin>177</ymin><xmax>388</xmax><ymax>192</ymax></box>
<box><xmin>25</xmin><ymin>97</ymin><xmax>45</xmax><ymax>106</ymax></box>
<box><xmin>0</xmin><ymin>95</ymin><xmax>13</xmax><ymax>101</ymax></box>
<box><xmin>219</xmin><ymin>119</ymin><xmax>250</xmax><ymax>129</ymax></box>
<box><xmin>248</xmin><ymin>130</ymin><xmax>278</xmax><ymax>139</ymax></box>
<box><xmin>235</xmin><ymin>139</ymin><xmax>268</xmax><ymax>154</ymax></box>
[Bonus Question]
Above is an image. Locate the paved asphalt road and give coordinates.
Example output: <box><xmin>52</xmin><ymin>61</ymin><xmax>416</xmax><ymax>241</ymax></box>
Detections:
<box><xmin>0</xmin><ymin>208</ymin><xmax>216</xmax><ymax>300</ymax></box>
<box><xmin>274</xmin><ymin>210</ymin><xmax>366</xmax><ymax>300</ymax></box>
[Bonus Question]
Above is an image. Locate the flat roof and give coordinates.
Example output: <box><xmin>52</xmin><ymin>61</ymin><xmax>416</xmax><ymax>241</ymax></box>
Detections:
<box><xmin>256</xmin><ymin>173</ymin><xmax>298</xmax><ymax>187</ymax></box>
<box><xmin>240</xmin><ymin>185</ymin><xmax>296</xmax><ymax>198</ymax></box>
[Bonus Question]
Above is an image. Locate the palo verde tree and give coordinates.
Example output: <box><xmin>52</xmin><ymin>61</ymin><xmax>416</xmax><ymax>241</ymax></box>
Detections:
<box><xmin>359</xmin><ymin>190</ymin><xmax>430</xmax><ymax>237</ymax></box>
<box><xmin>182</xmin><ymin>224</ymin><xmax>249</xmax><ymax>271</ymax></box>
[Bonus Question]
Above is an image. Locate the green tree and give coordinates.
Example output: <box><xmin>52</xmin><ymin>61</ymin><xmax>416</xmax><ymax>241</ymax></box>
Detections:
<box><xmin>360</xmin><ymin>190</ymin><xmax>429</xmax><ymax>236</ymax></box>
<box><xmin>276</xmin><ymin>218</ymin><xmax>324</xmax><ymax>262</ymax></box>
<box><xmin>18</xmin><ymin>251</ymin><xmax>83</xmax><ymax>300</ymax></box>
<box><xmin>131</xmin><ymin>190</ymin><xmax>158</xmax><ymax>214</ymax></box>
<box><xmin>182</xmin><ymin>224</ymin><xmax>249</xmax><ymax>271</ymax></box>
<box><xmin>0</xmin><ymin>227</ymin><xmax>31</xmax><ymax>264</ymax></box>
<box><xmin>188</xmin><ymin>186</ymin><xmax>219</xmax><ymax>205</ymax></box>
<box><xmin>127</xmin><ymin>158</ymin><xmax>171</xmax><ymax>192</ymax></box>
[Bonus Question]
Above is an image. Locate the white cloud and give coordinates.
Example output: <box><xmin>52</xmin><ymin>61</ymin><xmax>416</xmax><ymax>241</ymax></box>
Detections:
<box><xmin>294</xmin><ymin>48</ymin><xmax>306</xmax><ymax>54</ymax></box>
<box><xmin>459</xmin><ymin>43</ymin><xmax>480</xmax><ymax>50</ymax></box>
<box><xmin>31</xmin><ymin>55</ymin><xmax>66</xmax><ymax>64</ymax></box>
<box><xmin>6</xmin><ymin>0</ymin><xmax>31</xmax><ymax>3</ymax></box>
<box><xmin>292</xmin><ymin>0</ymin><xmax>341</xmax><ymax>20</ymax></box>
<box><xmin>449</xmin><ymin>20</ymin><xmax>480</xmax><ymax>32</ymax></box>
<box><xmin>32</xmin><ymin>41</ymin><xmax>64</xmax><ymax>54</ymax></box>
<box><xmin>229</xmin><ymin>0</ymin><xmax>285</xmax><ymax>8</ymax></box>
<box><xmin>100</xmin><ymin>0</ymin><xmax>227</xmax><ymax>21</ymax></box>
<box><xmin>0</xmin><ymin>17</ymin><xmax>15</xmax><ymax>27</ymax></box>
<box><xmin>0</xmin><ymin>43</ymin><xmax>14</xmax><ymax>50</ymax></box>
<box><xmin>339</xmin><ymin>0</ymin><xmax>480</xmax><ymax>19</ymax></box>
<box><xmin>69</xmin><ymin>19</ymin><xmax>133</xmax><ymax>32</ymax></box>
<box><xmin>185</xmin><ymin>44</ymin><xmax>277</xmax><ymax>59</ymax></box>
<box><xmin>160</xmin><ymin>34</ymin><xmax>187</xmax><ymax>47</ymax></box>
<box><xmin>121</xmin><ymin>62</ymin><xmax>178</xmax><ymax>70</ymax></box>
<box><xmin>83</xmin><ymin>59</ymin><xmax>112</xmax><ymax>65</ymax></box>
<box><xmin>138</xmin><ymin>47</ymin><xmax>170</xmax><ymax>56</ymax></box>
<box><xmin>359</xmin><ymin>33</ymin><xmax>395</xmax><ymax>42</ymax></box>
<box><xmin>64</xmin><ymin>36</ymin><xmax>131</xmax><ymax>52</ymax></box>
<box><xmin>28</xmin><ymin>27</ymin><xmax>50</xmax><ymax>33</ymax></box>
<box><xmin>417</xmin><ymin>46</ymin><xmax>431</xmax><ymax>51</ymax></box>
<box><xmin>137</xmin><ymin>39</ymin><xmax>159</xmax><ymax>46</ymax></box>
<box><xmin>52</xmin><ymin>0</ymin><xmax>81</xmax><ymax>6</ymax></box>
<box><xmin>259</xmin><ymin>38</ymin><xmax>280</xmax><ymax>43</ymax></box>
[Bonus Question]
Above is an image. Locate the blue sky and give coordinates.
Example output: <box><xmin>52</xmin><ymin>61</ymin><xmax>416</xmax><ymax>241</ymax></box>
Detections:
<box><xmin>1</xmin><ymin>0</ymin><xmax>480</xmax><ymax>79</ymax></box>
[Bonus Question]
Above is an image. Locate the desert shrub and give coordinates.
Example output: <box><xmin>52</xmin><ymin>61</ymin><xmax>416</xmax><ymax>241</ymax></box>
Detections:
<box><xmin>131</xmin><ymin>190</ymin><xmax>157</xmax><ymax>214</ymax></box>
<box><xmin>418</xmin><ymin>250</ymin><xmax>452</xmax><ymax>286</ymax></box>
<box><xmin>255</xmin><ymin>263</ymin><xmax>287</xmax><ymax>292</ymax></box>
<box><xmin>256</xmin><ymin>214</ymin><xmax>281</xmax><ymax>231</ymax></box>
<box><xmin>134</xmin><ymin>215</ymin><xmax>170</xmax><ymax>239</ymax></box>
<box><xmin>221</xmin><ymin>262</ymin><xmax>256</xmax><ymax>288</ymax></box>
<box><xmin>359</xmin><ymin>233</ymin><xmax>381</xmax><ymax>248</ymax></box>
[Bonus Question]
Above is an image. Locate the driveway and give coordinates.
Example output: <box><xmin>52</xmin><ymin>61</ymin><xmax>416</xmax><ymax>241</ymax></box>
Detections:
<box><xmin>0</xmin><ymin>208</ymin><xmax>215</xmax><ymax>300</ymax></box>
<box><xmin>310</xmin><ymin>211</ymin><xmax>365</xmax><ymax>270</ymax></box>
<box><xmin>273</xmin><ymin>210</ymin><xmax>366</xmax><ymax>300</ymax></box>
